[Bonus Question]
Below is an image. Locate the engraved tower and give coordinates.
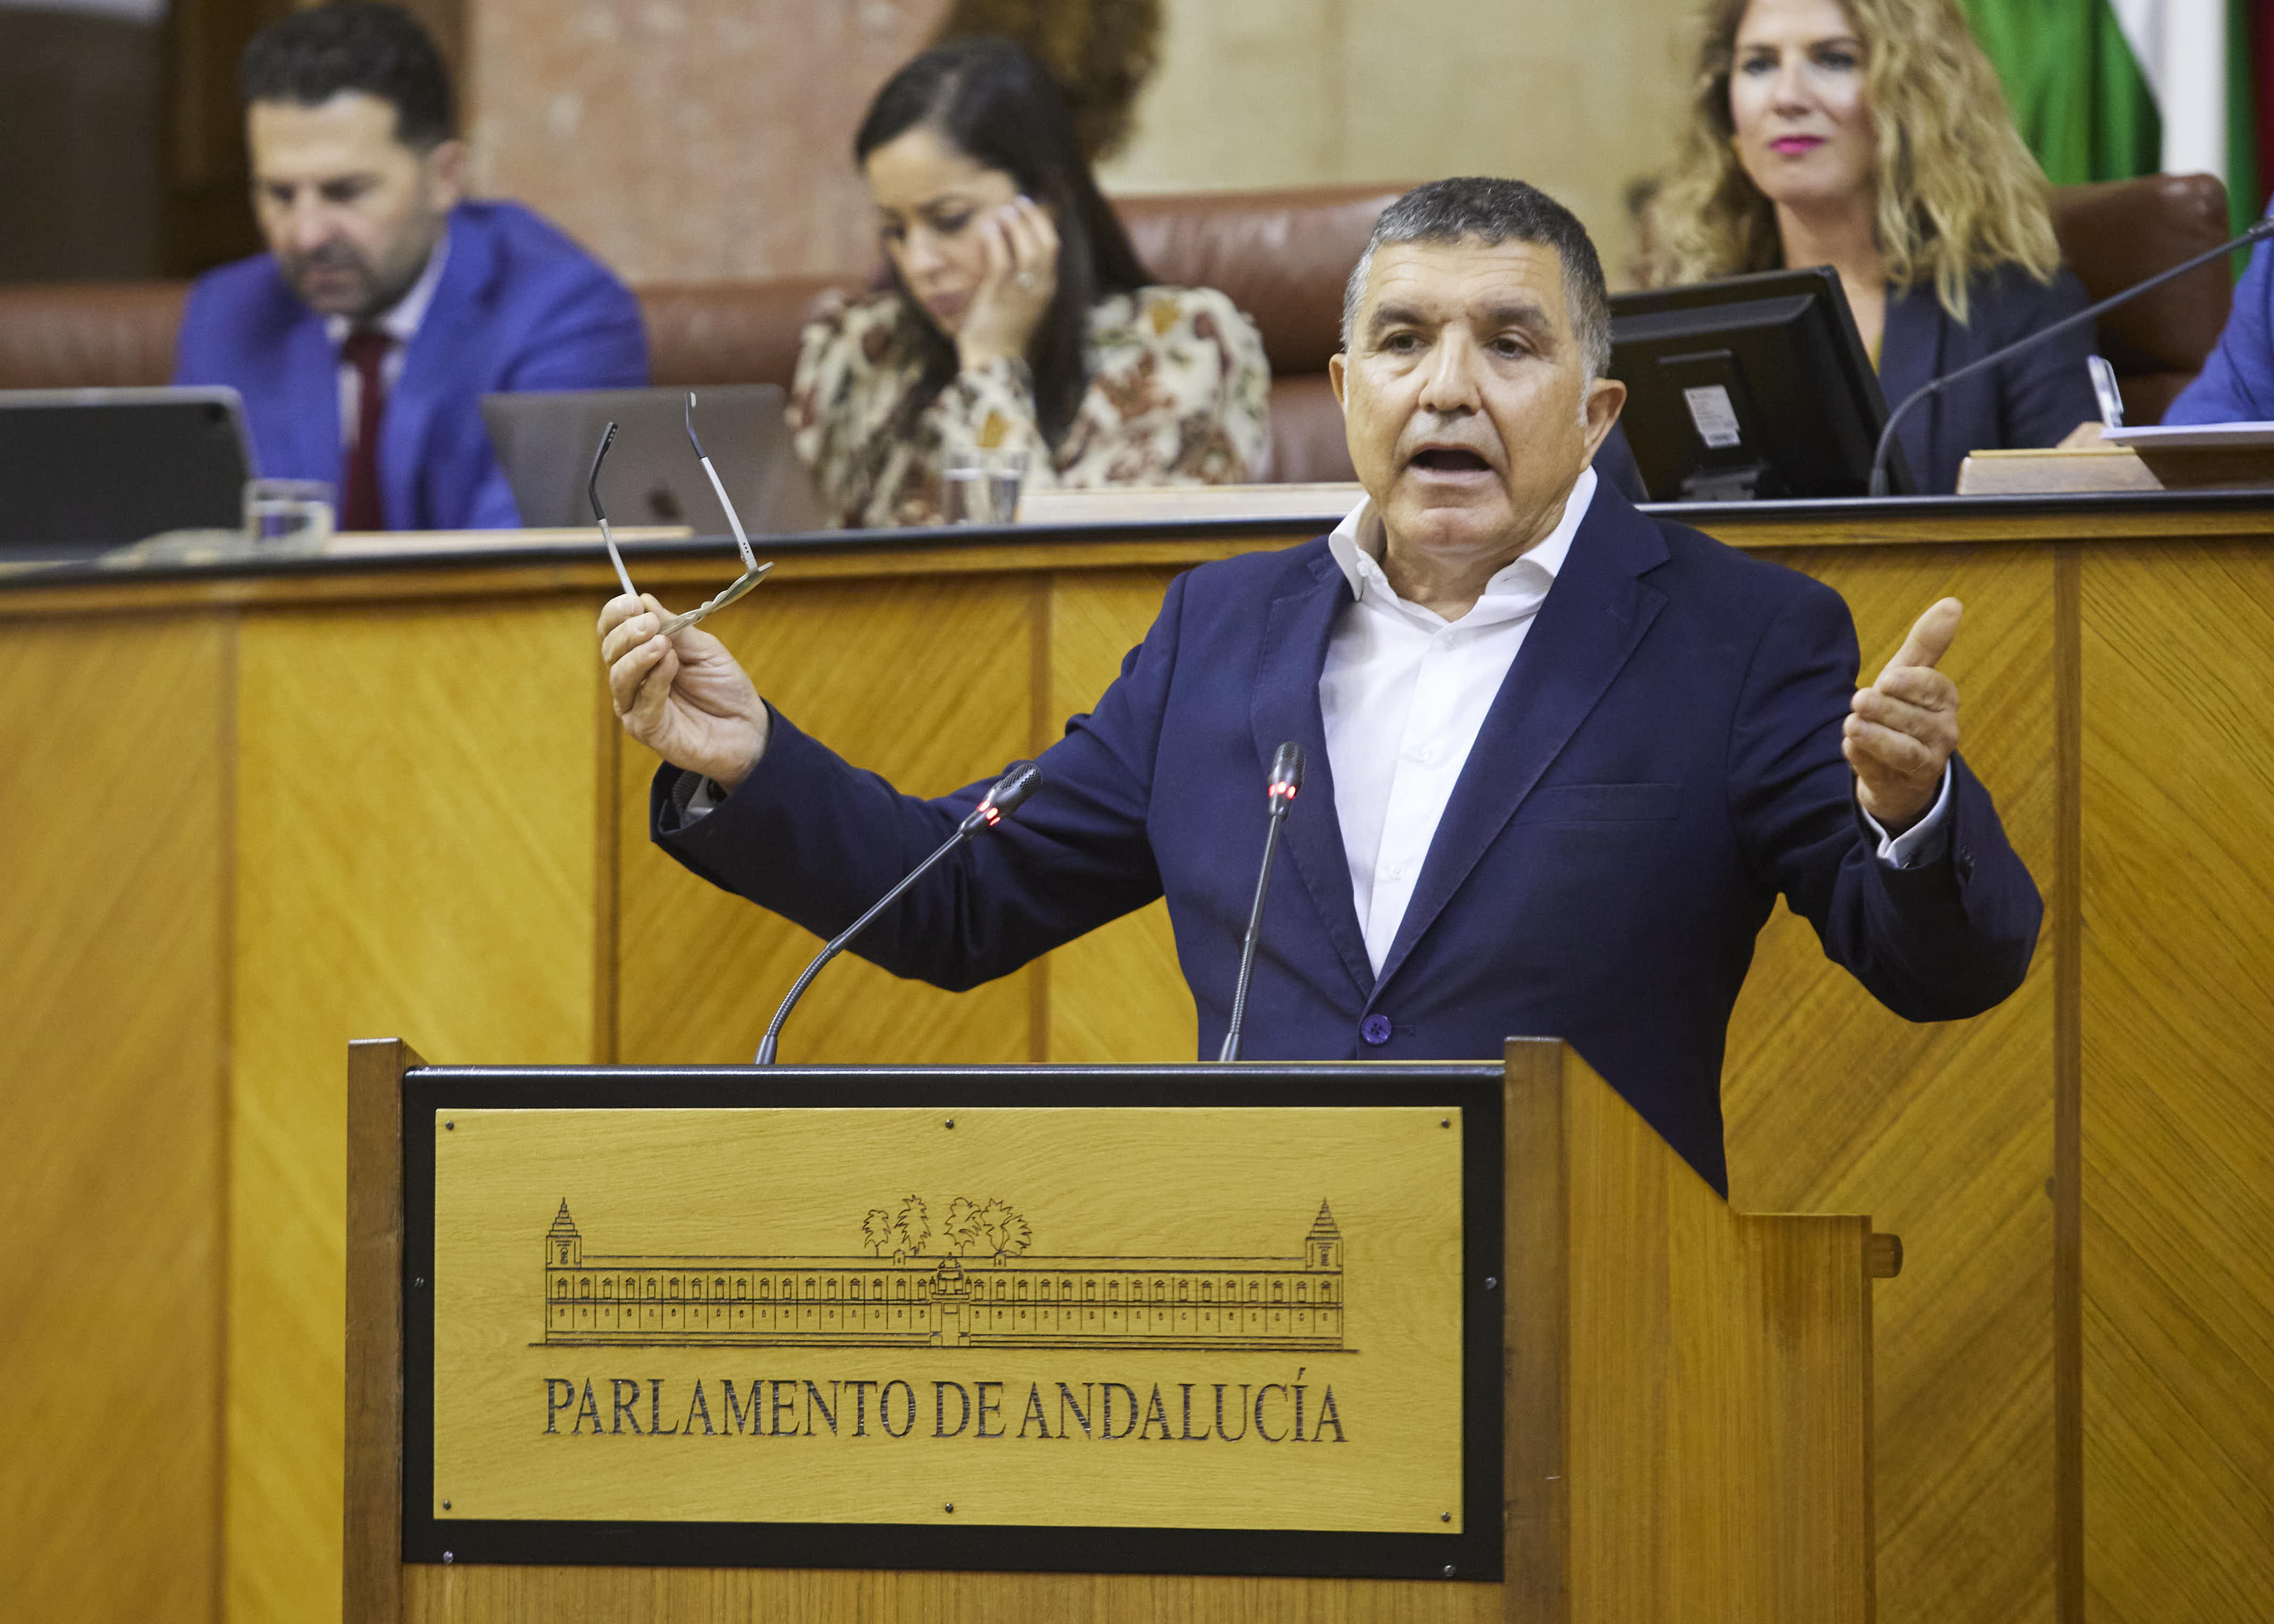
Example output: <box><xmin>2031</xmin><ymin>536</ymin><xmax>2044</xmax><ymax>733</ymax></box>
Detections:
<box><xmin>548</xmin><ymin>1199</ymin><xmax>582</xmax><ymax>1267</ymax></box>
<box><xmin>1305</xmin><ymin>1200</ymin><xmax>1341</xmax><ymax>1270</ymax></box>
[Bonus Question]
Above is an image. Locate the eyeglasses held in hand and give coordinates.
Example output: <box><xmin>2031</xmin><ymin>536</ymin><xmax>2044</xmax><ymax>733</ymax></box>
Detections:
<box><xmin>587</xmin><ymin>396</ymin><xmax>774</xmax><ymax>635</ymax></box>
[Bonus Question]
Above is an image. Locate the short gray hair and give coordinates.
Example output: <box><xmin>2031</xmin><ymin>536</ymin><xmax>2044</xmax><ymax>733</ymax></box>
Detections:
<box><xmin>1340</xmin><ymin>178</ymin><xmax>1613</xmax><ymax>383</ymax></box>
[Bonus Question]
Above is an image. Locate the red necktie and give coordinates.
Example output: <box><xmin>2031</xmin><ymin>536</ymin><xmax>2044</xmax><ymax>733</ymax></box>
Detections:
<box><xmin>340</xmin><ymin>328</ymin><xmax>392</xmax><ymax>532</ymax></box>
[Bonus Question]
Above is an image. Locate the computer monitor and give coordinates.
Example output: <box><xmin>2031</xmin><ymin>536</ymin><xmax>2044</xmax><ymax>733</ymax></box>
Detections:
<box><xmin>0</xmin><ymin>386</ymin><xmax>254</xmax><ymax>551</ymax></box>
<box><xmin>1607</xmin><ymin>267</ymin><xmax>1911</xmax><ymax>501</ymax></box>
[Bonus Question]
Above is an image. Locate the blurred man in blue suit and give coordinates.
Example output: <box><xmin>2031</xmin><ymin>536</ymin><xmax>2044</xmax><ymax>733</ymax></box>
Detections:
<box><xmin>2163</xmin><ymin>196</ymin><xmax>2274</xmax><ymax>426</ymax></box>
<box><xmin>173</xmin><ymin>2</ymin><xmax>646</xmax><ymax>531</ymax></box>
<box><xmin>598</xmin><ymin>179</ymin><xmax>2040</xmax><ymax>1194</ymax></box>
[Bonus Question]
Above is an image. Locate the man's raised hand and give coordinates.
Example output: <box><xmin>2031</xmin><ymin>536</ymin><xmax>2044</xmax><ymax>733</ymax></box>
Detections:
<box><xmin>598</xmin><ymin>593</ymin><xmax>770</xmax><ymax>790</ymax></box>
<box><xmin>1844</xmin><ymin>596</ymin><xmax>1962</xmax><ymax>833</ymax></box>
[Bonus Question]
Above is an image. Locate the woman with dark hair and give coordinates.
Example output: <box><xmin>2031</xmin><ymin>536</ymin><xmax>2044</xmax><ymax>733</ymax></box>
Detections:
<box><xmin>790</xmin><ymin>38</ymin><xmax>1270</xmax><ymax>527</ymax></box>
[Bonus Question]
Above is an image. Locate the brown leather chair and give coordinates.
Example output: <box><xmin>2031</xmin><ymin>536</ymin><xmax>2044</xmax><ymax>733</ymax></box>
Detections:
<box><xmin>640</xmin><ymin>273</ymin><xmax>859</xmax><ymax>391</ymax></box>
<box><xmin>0</xmin><ymin>279</ymin><xmax>184</xmax><ymax>390</ymax></box>
<box><xmin>2049</xmin><ymin>173</ymin><xmax>2234</xmax><ymax>425</ymax></box>
<box><xmin>0</xmin><ymin>174</ymin><xmax>2237</xmax><ymax>476</ymax></box>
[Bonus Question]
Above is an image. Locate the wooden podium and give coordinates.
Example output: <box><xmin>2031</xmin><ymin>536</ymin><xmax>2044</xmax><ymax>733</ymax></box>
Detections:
<box><xmin>345</xmin><ymin>1037</ymin><xmax>1894</xmax><ymax>1623</ymax></box>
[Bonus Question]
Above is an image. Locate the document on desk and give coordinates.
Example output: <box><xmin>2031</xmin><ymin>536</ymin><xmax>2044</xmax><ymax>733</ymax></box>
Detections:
<box><xmin>2102</xmin><ymin>422</ymin><xmax>2274</xmax><ymax>448</ymax></box>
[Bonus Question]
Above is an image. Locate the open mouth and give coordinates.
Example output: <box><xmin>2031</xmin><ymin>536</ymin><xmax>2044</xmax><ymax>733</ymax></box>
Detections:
<box><xmin>1408</xmin><ymin>447</ymin><xmax>1494</xmax><ymax>474</ymax></box>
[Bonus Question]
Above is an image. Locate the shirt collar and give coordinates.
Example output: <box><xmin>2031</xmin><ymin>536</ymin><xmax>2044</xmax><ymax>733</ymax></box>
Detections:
<box><xmin>1328</xmin><ymin>464</ymin><xmax>1597</xmax><ymax>612</ymax></box>
<box><xmin>324</xmin><ymin>226</ymin><xmax>451</xmax><ymax>350</ymax></box>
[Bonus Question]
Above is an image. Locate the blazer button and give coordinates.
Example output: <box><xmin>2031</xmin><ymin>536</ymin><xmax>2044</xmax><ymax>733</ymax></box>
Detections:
<box><xmin>1361</xmin><ymin>1014</ymin><xmax>1393</xmax><ymax>1046</ymax></box>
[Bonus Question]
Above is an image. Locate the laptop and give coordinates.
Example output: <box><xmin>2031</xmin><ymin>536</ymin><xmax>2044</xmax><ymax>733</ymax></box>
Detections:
<box><xmin>0</xmin><ymin>386</ymin><xmax>254</xmax><ymax>553</ymax></box>
<box><xmin>482</xmin><ymin>385</ymin><xmax>826</xmax><ymax>534</ymax></box>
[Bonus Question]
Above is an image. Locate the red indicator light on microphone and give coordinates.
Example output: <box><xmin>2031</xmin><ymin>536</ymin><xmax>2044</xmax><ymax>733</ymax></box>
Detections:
<box><xmin>1265</xmin><ymin>742</ymin><xmax>1305</xmax><ymax>805</ymax></box>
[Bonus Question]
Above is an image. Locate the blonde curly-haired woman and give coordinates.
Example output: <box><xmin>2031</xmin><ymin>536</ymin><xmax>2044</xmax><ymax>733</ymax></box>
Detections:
<box><xmin>1648</xmin><ymin>0</ymin><xmax>2100</xmax><ymax>491</ymax></box>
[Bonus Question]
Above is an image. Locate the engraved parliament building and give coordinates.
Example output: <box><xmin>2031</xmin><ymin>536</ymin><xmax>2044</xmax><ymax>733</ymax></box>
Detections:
<box><xmin>542</xmin><ymin>1201</ymin><xmax>1346</xmax><ymax>1350</ymax></box>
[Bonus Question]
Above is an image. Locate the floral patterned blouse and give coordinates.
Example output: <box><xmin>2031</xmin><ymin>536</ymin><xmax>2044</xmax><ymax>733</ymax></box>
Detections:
<box><xmin>787</xmin><ymin>285</ymin><xmax>1272</xmax><ymax>528</ymax></box>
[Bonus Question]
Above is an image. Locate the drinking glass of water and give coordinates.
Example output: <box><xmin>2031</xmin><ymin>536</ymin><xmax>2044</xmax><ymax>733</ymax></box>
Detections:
<box><xmin>984</xmin><ymin>449</ymin><xmax>1028</xmax><ymax>523</ymax></box>
<box><xmin>244</xmin><ymin>478</ymin><xmax>334</xmax><ymax>553</ymax></box>
<box><xmin>941</xmin><ymin>449</ymin><xmax>1029</xmax><ymax>525</ymax></box>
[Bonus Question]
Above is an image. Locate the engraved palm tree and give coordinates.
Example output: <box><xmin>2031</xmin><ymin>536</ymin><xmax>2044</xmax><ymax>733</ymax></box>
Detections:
<box><xmin>860</xmin><ymin>1209</ymin><xmax>894</xmax><ymax>1257</ymax></box>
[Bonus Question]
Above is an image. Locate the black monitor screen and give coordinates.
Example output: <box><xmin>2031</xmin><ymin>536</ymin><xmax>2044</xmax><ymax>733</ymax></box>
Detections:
<box><xmin>1609</xmin><ymin>267</ymin><xmax>1910</xmax><ymax>501</ymax></box>
<box><xmin>0</xmin><ymin>388</ymin><xmax>253</xmax><ymax>550</ymax></box>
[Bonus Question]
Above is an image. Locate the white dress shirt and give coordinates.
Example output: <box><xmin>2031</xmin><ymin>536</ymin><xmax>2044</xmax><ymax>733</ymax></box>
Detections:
<box><xmin>1319</xmin><ymin>471</ymin><xmax>1949</xmax><ymax>975</ymax></box>
<box><xmin>324</xmin><ymin>229</ymin><xmax>450</xmax><ymax>451</ymax></box>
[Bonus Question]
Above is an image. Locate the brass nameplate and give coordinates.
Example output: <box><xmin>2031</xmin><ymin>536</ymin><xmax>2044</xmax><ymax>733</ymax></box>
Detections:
<box><xmin>430</xmin><ymin>1104</ymin><xmax>1467</xmax><ymax>1536</ymax></box>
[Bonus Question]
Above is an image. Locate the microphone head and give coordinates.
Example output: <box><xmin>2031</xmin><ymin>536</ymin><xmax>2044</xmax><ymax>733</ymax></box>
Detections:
<box><xmin>1269</xmin><ymin>741</ymin><xmax>1305</xmax><ymax>800</ymax></box>
<box><xmin>977</xmin><ymin>760</ymin><xmax>1043</xmax><ymax>824</ymax></box>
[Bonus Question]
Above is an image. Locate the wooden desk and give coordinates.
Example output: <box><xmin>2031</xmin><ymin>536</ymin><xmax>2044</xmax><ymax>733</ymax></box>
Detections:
<box><xmin>2</xmin><ymin>495</ymin><xmax>2267</xmax><ymax>1624</ymax></box>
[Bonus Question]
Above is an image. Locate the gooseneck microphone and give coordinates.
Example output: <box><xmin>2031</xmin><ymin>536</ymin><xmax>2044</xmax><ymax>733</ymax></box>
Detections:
<box><xmin>1868</xmin><ymin>213</ymin><xmax>2274</xmax><ymax>495</ymax></box>
<box><xmin>753</xmin><ymin>761</ymin><xmax>1043</xmax><ymax>1065</ymax></box>
<box><xmin>1218</xmin><ymin>742</ymin><xmax>1305</xmax><ymax>1063</ymax></box>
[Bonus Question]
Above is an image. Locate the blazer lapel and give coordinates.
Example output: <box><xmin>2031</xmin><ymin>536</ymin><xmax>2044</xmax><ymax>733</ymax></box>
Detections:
<box><xmin>383</xmin><ymin>208</ymin><xmax>491</xmax><ymax>529</ymax></box>
<box><xmin>1371</xmin><ymin>490</ymin><xmax>1669</xmax><ymax>992</ymax></box>
<box><xmin>1250</xmin><ymin>550</ymin><xmax>1375</xmax><ymax>1002</ymax></box>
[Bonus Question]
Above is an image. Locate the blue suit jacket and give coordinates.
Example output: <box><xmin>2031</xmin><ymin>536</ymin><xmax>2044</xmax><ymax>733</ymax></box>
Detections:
<box><xmin>1880</xmin><ymin>266</ymin><xmax>2097</xmax><ymax>493</ymax></box>
<box><xmin>2165</xmin><ymin>216</ymin><xmax>2274</xmax><ymax>423</ymax></box>
<box><xmin>173</xmin><ymin>200</ymin><xmax>648</xmax><ymax>530</ymax></box>
<box><xmin>655</xmin><ymin>486</ymin><xmax>2041</xmax><ymax>1192</ymax></box>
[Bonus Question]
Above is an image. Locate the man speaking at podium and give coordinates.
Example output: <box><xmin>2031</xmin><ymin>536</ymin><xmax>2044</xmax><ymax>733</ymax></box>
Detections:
<box><xmin>599</xmin><ymin>178</ymin><xmax>2041</xmax><ymax>1194</ymax></box>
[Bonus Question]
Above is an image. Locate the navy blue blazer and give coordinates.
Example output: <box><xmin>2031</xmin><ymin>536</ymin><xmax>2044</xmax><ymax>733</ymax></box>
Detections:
<box><xmin>655</xmin><ymin>485</ymin><xmax>2041</xmax><ymax>1192</ymax></box>
<box><xmin>1879</xmin><ymin>265</ymin><xmax>2098</xmax><ymax>493</ymax></box>
<box><xmin>173</xmin><ymin>199</ymin><xmax>648</xmax><ymax>530</ymax></box>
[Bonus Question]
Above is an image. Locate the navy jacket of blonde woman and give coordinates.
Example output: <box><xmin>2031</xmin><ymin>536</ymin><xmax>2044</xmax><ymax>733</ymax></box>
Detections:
<box><xmin>649</xmin><ymin>481</ymin><xmax>2042</xmax><ymax>1194</ymax></box>
<box><xmin>1879</xmin><ymin>265</ymin><xmax>2099</xmax><ymax>494</ymax></box>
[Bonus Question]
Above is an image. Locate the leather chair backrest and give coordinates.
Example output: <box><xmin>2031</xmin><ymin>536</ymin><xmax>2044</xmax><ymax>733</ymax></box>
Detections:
<box><xmin>0</xmin><ymin>280</ymin><xmax>185</xmax><ymax>390</ymax></box>
<box><xmin>1116</xmin><ymin>183</ymin><xmax>1407</xmax><ymax>377</ymax></box>
<box><xmin>2050</xmin><ymin>173</ymin><xmax>2233</xmax><ymax>424</ymax></box>
<box><xmin>643</xmin><ymin>273</ymin><xmax>862</xmax><ymax>390</ymax></box>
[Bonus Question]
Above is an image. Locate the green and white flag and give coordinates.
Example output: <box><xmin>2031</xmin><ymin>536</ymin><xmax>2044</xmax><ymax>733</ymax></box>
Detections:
<box><xmin>1960</xmin><ymin>0</ymin><xmax>2261</xmax><ymax>231</ymax></box>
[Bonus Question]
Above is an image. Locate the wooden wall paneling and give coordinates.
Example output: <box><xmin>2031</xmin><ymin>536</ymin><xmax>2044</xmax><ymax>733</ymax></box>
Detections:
<box><xmin>2053</xmin><ymin>545</ymin><xmax>2084</xmax><ymax>1624</ymax></box>
<box><xmin>161</xmin><ymin>0</ymin><xmax>296</xmax><ymax>274</ymax></box>
<box><xmin>0</xmin><ymin>9</ymin><xmax>166</xmax><ymax>281</ymax></box>
<box><xmin>229</xmin><ymin>598</ymin><xmax>602</xmax><ymax>1624</ymax></box>
<box><xmin>613</xmin><ymin>571</ymin><xmax>1039</xmax><ymax>1066</ymax></box>
<box><xmin>2077</xmin><ymin>541</ymin><xmax>2274</xmax><ymax>1622</ymax></box>
<box><xmin>1722</xmin><ymin>544</ymin><xmax>2060</xmax><ymax>1624</ymax></box>
<box><xmin>1040</xmin><ymin>568</ymin><xmax>1199</xmax><ymax>1064</ymax></box>
<box><xmin>0</xmin><ymin>617</ymin><xmax>230</xmax><ymax>1624</ymax></box>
